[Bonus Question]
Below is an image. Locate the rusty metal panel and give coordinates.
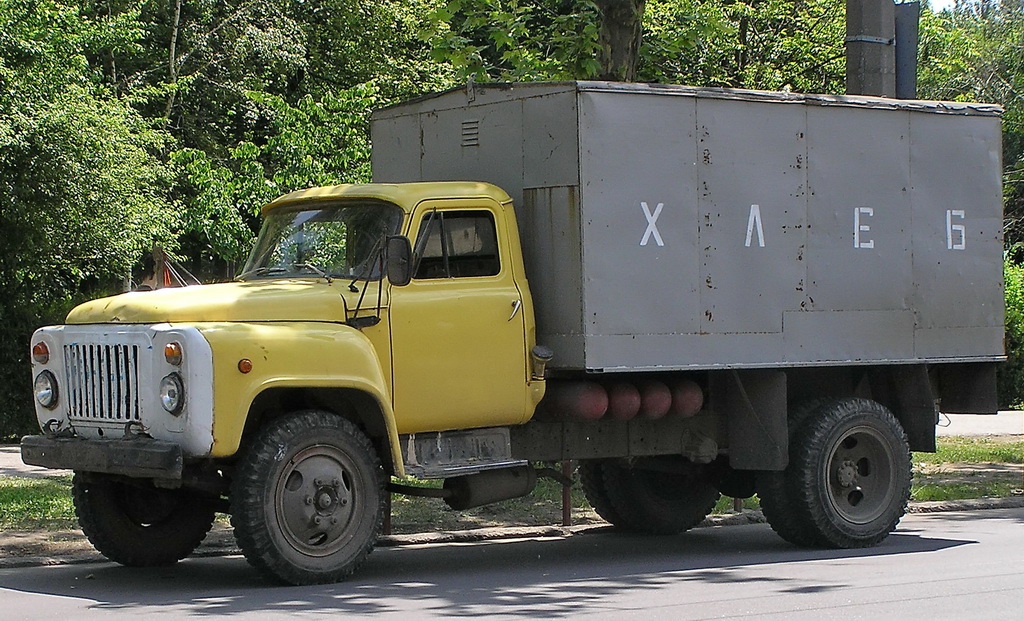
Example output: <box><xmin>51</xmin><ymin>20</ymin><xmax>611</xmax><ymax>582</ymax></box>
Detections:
<box><xmin>576</xmin><ymin>90</ymin><xmax>701</xmax><ymax>344</ymax></box>
<box><xmin>523</xmin><ymin>93</ymin><xmax>580</xmax><ymax>190</ymax></box>
<box><xmin>370</xmin><ymin>82</ymin><xmax>1005</xmax><ymax>372</ymax></box>
<box><xmin>805</xmin><ymin>106</ymin><xmax>914</xmax><ymax>314</ymax></box>
<box><xmin>420</xmin><ymin>103</ymin><xmax>525</xmax><ymax>197</ymax></box>
<box><xmin>370</xmin><ymin>113</ymin><xmax>422</xmax><ymax>183</ymax></box>
<box><xmin>909</xmin><ymin>113</ymin><xmax>1004</xmax><ymax>355</ymax></box>
<box><xmin>521</xmin><ymin>187</ymin><xmax>585</xmax><ymax>367</ymax></box>
<box><xmin>695</xmin><ymin>98</ymin><xmax>808</xmax><ymax>335</ymax></box>
<box><xmin>783</xmin><ymin>309</ymin><xmax>917</xmax><ymax>362</ymax></box>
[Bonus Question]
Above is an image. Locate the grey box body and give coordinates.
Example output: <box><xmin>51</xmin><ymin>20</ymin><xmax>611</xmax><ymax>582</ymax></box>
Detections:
<box><xmin>371</xmin><ymin>81</ymin><xmax>1005</xmax><ymax>372</ymax></box>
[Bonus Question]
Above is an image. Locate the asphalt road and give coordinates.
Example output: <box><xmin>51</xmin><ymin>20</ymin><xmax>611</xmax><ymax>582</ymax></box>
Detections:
<box><xmin>0</xmin><ymin>508</ymin><xmax>1022</xmax><ymax>620</ymax></box>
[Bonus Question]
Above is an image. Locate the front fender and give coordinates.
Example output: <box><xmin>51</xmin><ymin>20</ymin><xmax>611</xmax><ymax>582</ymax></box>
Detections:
<box><xmin>194</xmin><ymin>322</ymin><xmax>402</xmax><ymax>474</ymax></box>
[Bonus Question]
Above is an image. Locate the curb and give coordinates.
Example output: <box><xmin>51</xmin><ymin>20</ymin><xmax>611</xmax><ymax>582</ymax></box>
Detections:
<box><xmin>3</xmin><ymin>497</ymin><xmax>1020</xmax><ymax>570</ymax></box>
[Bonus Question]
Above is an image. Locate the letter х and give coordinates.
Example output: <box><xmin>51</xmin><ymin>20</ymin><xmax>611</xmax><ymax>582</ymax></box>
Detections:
<box><xmin>641</xmin><ymin>202</ymin><xmax>665</xmax><ymax>247</ymax></box>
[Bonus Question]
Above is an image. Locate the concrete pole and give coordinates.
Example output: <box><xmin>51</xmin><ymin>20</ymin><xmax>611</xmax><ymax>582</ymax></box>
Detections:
<box><xmin>895</xmin><ymin>2</ymin><xmax>920</xmax><ymax>99</ymax></box>
<box><xmin>846</xmin><ymin>0</ymin><xmax>897</xmax><ymax>97</ymax></box>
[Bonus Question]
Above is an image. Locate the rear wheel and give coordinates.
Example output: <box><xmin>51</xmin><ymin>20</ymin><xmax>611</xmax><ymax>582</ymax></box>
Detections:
<box><xmin>795</xmin><ymin>399</ymin><xmax>911</xmax><ymax>547</ymax></box>
<box><xmin>583</xmin><ymin>458</ymin><xmax>720</xmax><ymax>534</ymax></box>
<box><xmin>764</xmin><ymin>398</ymin><xmax>911</xmax><ymax>548</ymax></box>
<box><xmin>579</xmin><ymin>461</ymin><xmax>624</xmax><ymax>526</ymax></box>
<box><xmin>757</xmin><ymin>399</ymin><xmax>832</xmax><ymax>547</ymax></box>
<box><xmin>73</xmin><ymin>474</ymin><xmax>216</xmax><ymax>566</ymax></box>
<box><xmin>230</xmin><ymin>410</ymin><xmax>386</xmax><ymax>585</ymax></box>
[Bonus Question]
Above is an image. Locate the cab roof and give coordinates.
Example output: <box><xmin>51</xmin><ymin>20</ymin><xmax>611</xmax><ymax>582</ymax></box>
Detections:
<box><xmin>265</xmin><ymin>181</ymin><xmax>513</xmax><ymax>214</ymax></box>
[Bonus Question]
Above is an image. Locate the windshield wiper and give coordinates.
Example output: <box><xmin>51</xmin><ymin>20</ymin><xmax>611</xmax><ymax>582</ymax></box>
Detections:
<box><xmin>235</xmin><ymin>266</ymin><xmax>287</xmax><ymax>281</ymax></box>
<box><xmin>346</xmin><ymin>231</ymin><xmax>388</xmax><ymax>329</ymax></box>
<box><xmin>293</xmin><ymin>263</ymin><xmax>333</xmax><ymax>283</ymax></box>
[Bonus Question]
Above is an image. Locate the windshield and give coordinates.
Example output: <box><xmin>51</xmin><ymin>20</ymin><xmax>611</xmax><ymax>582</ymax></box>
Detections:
<box><xmin>240</xmin><ymin>201</ymin><xmax>404</xmax><ymax>281</ymax></box>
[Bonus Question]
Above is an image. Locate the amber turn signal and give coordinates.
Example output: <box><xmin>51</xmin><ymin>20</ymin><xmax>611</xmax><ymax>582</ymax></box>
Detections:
<box><xmin>238</xmin><ymin>359</ymin><xmax>253</xmax><ymax>374</ymax></box>
<box><xmin>32</xmin><ymin>342</ymin><xmax>49</xmax><ymax>364</ymax></box>
<box><xmin>164</xmin><ymin>342</ymin><xmax>183</xmax><ymax>365</ymax></box>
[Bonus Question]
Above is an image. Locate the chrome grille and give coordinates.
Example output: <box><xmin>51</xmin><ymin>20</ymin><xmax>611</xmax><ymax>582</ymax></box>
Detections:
<box><xmin>63</xmin><ymin>343</ymin><xmax>141</xmax><ymax>421</ymax></box>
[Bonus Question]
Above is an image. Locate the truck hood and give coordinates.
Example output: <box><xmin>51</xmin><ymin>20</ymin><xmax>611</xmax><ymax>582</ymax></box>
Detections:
<box><xmin>66</xmin><ymin>280</ymin><xmax>358</xmax><ymax>324</ymax></box>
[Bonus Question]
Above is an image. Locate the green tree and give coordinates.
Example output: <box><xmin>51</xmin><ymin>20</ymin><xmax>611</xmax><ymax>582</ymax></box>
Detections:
<box><xmin>425</xmin><ymin>0</ymin><xmax>845</xmax><ymax>92</ymax></box>
<box><xmin>0</xmin><ymin>0</ymin><xmax>176</xmax><ymax>438</ymax></box>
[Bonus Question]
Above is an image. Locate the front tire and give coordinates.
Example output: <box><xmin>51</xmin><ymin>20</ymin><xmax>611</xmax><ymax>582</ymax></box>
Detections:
<box><xmin>786</xmin><ymin>399</ymin><xmax>912</xmax><ymax>548</ymax></box>
<box><xmin>230</xmin><ymin>411</ymin><xmax>386</xmax><ymax>585</ymax></box>
<box><xmin>72</xmin><ymin>474</ymin><xmax>216</xmax><ymax>566</ymax></box>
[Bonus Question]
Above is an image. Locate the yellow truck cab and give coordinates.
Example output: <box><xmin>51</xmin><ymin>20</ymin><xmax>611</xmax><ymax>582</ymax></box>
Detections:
<box><xmin>24</xmin><ymin>181</ymin><xmax>549</xmax><ymax>585</ymax></box>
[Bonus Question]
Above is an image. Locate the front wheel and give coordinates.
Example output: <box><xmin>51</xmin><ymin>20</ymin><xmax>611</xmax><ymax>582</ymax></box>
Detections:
<box><xmin>787</xmin><ymin>398</ymin><xmax>912</xmax><ymax>548</ymax></box>
<box><xmin>230</xmin><ymin>410</ymin><xmax>386</xmax><ymax>585</ymax></box>
<box><xmin>72</xmin><ymin>474</ymin><xmax>216</xmax><ymax>566</ymax></box>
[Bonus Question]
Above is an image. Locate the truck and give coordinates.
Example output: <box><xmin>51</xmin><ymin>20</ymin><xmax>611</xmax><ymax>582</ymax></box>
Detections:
<box><xmin>22</xmin><ymin>81</ymin><xmax>1004</xmax><ymax>585</ymax></box>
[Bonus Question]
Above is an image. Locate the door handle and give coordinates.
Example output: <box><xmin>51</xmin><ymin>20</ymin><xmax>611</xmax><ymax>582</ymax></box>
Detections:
<box><xmin>508</xmin><ymin>299</ymin><xmax>522</xmax><ymax>321</ymax></box>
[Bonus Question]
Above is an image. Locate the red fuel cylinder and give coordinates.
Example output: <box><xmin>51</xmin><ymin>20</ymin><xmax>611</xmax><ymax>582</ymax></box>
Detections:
<box><xmin>606</xmin><ymin>382</ymin><xmax>641</xmax><ymax>421</ymax></box>
<box><xmin>637</xmin><ymin>380</ymin><xmax>672</xmax><ymax>420</ymax></box>
<box><xmin>668</xmin><ymin>378</ymin><xmax>704</xmax><ymax>418</ymax></box>
<box><xmin>541</xmin><ymin>381</ymin><xmax>609</xmax><ymax>420</ymax></box>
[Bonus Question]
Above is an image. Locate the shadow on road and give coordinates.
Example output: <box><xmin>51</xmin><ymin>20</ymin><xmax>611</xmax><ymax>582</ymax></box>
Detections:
<box><xmin>0</xmin><ymin>520</ymin><xmax>975</xmax><ymax>618</ymax></box>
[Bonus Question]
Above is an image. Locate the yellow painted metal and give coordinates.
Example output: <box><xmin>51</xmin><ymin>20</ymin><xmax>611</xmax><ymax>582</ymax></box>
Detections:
<box><xmin>57</xmin><ymin>181</ymin><xmax>544</xmax><ymax>475</ymax></box>
<box><xmin>266</xmin><ymin>182</ymin><xmax>514</xmax><ymax>215</ymax></box>
<box><xmin>66</xmin><ymin>281</ymin><xmax>352</xmax><ymax>325</ymax></box>
<box><xmin>193</xmin><ymin>321</ymin><xmax>404</xmax><ymax>475</ymax></box>
<box><xmin>388</xmin><ymin>195</ymin><xmax>543</xmax><ymax>433</ymax></box>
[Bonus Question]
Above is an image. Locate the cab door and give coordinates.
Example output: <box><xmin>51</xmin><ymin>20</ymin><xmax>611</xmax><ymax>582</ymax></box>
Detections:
<box><xmin>388</xmin><ymin>201</ymin><xmax>530</xmax><ymax>433</ymax></box>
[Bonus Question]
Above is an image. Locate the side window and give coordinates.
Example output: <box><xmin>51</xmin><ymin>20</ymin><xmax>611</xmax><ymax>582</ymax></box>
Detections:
<box><xmin>414</xmin><ymin>210</ymin><xmax>501</xmax><ymax>279</ymax></box>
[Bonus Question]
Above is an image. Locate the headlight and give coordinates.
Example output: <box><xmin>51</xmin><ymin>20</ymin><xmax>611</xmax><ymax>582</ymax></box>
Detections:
<box><xmin>159</xmin><ymin>373</ymin><xmax>185</xmax><ymax>415</ymax></box>
<box><xmin>34</xmin><ymin>371</ymin><xmax>58</xmax><ymax>409</ymax></box>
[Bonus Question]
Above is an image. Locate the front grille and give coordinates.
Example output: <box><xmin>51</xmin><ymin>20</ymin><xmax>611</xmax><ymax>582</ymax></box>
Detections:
<box><xmin>63</xmin><ymin>343</ymin><xmax>141</xmax><ymax>421</ymax></box>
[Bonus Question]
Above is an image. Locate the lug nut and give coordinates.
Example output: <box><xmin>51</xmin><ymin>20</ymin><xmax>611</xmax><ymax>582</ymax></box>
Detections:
<box><xmin>304</xmin><ymin>496</ymin><xmax>313</xmax><ymax>505</ymax></box>
<box><xmin>313</xmin><ymin>516</ymin><xmax>322</xmax><ymax>525</ymax></box>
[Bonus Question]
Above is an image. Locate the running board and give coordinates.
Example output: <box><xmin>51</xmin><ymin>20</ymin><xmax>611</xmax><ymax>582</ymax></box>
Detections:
<box><xmin>400</xmin><ymin>427</ymin><xmax>526</xmax><ymax>479</ymax></box>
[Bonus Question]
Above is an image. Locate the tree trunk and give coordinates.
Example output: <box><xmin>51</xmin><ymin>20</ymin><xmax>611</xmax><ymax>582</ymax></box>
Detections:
<box><xmin>164</xmin><ymin>0</ymin><xmax>183</xmax><ymax>121</ymax></box>
<box><xmin>594</xmin><ymin>0</ymin><xmax>646</xmax><ymax>82</ymax></box>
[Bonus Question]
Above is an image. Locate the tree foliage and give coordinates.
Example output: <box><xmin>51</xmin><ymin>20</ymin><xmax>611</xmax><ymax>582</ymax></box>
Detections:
<box><xmin>0</xmin><ymin>0</ymin><xmax>177</xmax><ymax>437</ymax></box>
<box><xmin>424</xmin><ymin>0</ymin><xmax>845</xmax><ymax>91</ymax></box>
<box><xmin>4</xmin><ymin>0</ymin><xmax>1024</xmax><ymax>433</ymax></box>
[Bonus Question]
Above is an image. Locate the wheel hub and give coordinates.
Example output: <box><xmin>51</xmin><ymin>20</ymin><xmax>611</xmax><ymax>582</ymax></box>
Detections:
<box><xmin>276</xmin><ymin>446</ymin><xmax>358</xmax><ymax>556</ymax></box>
<box><xmin>837</xmin><ymin>461</ymin><xmax>858</xmax><ymax>487</ymax></box>
<box><xmin>316</xmin><ymin>489</ymin><xmax>335</xmax><ymax>510</ymax></box>
<box><xmin>825</xmin><ymin>426</ymin><xmax>896</xmax><ymax>525</ymax></box>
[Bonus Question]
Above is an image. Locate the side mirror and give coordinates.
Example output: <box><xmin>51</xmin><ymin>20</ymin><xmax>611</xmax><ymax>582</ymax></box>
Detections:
<box><xmin>386</xmin><ymin>235</ymin><xmax>413</xmax><ymax>286</ymax></box>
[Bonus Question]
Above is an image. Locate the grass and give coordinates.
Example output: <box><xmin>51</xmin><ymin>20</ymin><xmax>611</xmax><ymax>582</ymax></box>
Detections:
<box><xmin>911</xmin><ymin>436</ymin><xmax>1024</xmax><ymax>502</ymax></box>
<box><xmin>913</xmin><ymin>436</ymin><xmax>1024</xmax><ymax>465</ymax></box>
<box><xmin>0</xmin><ymin>437</ymin><xmax>1020</xmax><ymax>533</ymax></box>
<box><xmin>0</xmin><ymin>475</ymin><xmax>76</xmax><ymax>530</ymax></box>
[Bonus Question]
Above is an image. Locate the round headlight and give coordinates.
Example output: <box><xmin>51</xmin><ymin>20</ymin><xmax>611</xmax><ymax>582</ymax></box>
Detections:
<box><xmin>34</xmin><ymin>370</ymin><xmax>58</xmax><ymax>409</ymax></box>
<box><xmin>159</xmin><ymin>373</ymin><xmax>184</xmax><ymax>415</ymax></box>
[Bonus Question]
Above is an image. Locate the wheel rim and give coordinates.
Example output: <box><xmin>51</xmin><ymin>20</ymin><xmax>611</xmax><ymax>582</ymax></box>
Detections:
<box><xmin>823</xmin><ymin>425</ymin><xmax>895</xmax><ymax>525</ymax></box>
<box><xmin>274</xmin><ymin>444</ymin><xmax>360</xmax><ymax>557</ymax></box>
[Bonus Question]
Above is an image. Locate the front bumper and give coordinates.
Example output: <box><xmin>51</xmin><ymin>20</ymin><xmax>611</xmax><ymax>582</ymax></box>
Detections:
<box><xmin>21</xmin><ymin>435</ymin><xmax>184</xmax><ymax>479</ymax></box>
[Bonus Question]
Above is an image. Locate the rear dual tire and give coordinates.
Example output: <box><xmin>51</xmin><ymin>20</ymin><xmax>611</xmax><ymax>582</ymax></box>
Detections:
<box><xmin>758</xmin><ymin>398</ymin><xmax>912</xmax><ymax>548</ymax></box>
<box><xmin>581</xmin><ymin>459</ymin><xmax>720</xmax><ymax>534</ymax></box>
